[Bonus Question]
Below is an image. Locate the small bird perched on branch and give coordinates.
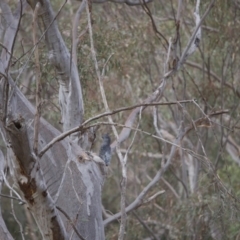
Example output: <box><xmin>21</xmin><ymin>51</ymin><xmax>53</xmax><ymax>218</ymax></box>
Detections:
<box><xmin>99</xmin><ymin>134</ymin><xmax>112</xmax><ymax>166</ymax></box>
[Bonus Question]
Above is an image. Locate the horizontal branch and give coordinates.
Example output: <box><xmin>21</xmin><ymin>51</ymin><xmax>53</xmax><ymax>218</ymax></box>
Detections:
<box><xmin>39</xmin><ymin>100</ymin><xmax>194</xmax><ymax>157</ymax></box>
<box><xmin>91</xmin><ymin>0</ymin><xmax>153</xmax><ymax>5</ymax></box>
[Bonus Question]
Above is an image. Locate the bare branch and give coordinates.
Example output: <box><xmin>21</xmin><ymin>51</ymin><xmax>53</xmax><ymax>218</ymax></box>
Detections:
<box><xmin>0</xmin><ymin>193</ymin><xmax>26</xmax><ymax>204</ymax></box>
<box><xmin>178</xmin><ymin>0</ymin><xmax>215</xmax><ymax>68</ymax></box>
<box><xmin>119</xmin><ymin>108</ymin><xmax>141</xmax><ymax>240</ymax></box>
<box><xmin>0</xmin><ymin>42</ymin><xmax>16</xmax><ymax>59</ymax></box>
<box><xmin>103</xmin><ymin>127</ymin><xmax>182</xmax><ymax>226</ymax></box>
<box><xmin>141</xmin><ymin>0</ymin><xmax>169</xmax><ymax>50</ymax></box>
<box><xmin>103</xmin><ymin>109</ymin><xmax>229</xmax><ymax>225</ymax></box>
<box><xmin>10</xmin><ymin>190</ymin><xmax>25</xmax><ymax>240</ymax></box>
<box><xmin>56</xmin><ymin>206</ymin><xmax>86</xmax><ymax>240</ymax></box>
<box><xmin>161</xmin><ymin>178</ymin><xmax>180</xmax><ymax>199</ymax></box>
<box><xmin>32</xmin><ymin>2</ymin><xmax>41</xmax><ymax>154</ymax></box>
<box><xmin>38</xmin><ymin>100</ymin><xmax>194</xmax><ymax>158</ymax></box>
<box><xmin>72</xmin><ymin>0</ymin><xmax>86</xmax><ymax>65</ymax></box>
<box><xmin>142</xmin><ymin>190</ymin><xmax>165</xmax><ymax>205</ymax></box>
<box><xmin>91</xmin><ymin>0</ymin><xmax>153</xmax><ymax>5</ymax></box>
<box><xmin>131</xmin><ymin>211</ymin><xmax>160</xmax><ymax>240</ymax></box>
<box><xmin>0</xmin><ymin>0</ymin><xmax>23</xmax><ymax>125</ymax></box>
<box><xmin>39</xmin><ymin>104</ymin><xmax>228</xmax><ymax>159</ymax></box>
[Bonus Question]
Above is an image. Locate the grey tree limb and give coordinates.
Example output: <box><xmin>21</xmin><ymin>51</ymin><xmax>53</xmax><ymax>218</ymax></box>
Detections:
<box><xmin>91</xmin><ymin>0</ymin><xmax>153</xmax><ymax>5</ymax></box>
<box><xmin>28</xmin><ymin>0</ymin><xmax>84</xmax><ymax>133</ymax></box>
<box><xmin>103</xmin><ymin>110</ymin><xmax>228</xmax><ymax>226</ymax></box>
<box><xmin>0</xmin><ymin>1</ymin><xmax>105</xmax><ymax>239</ymax></box>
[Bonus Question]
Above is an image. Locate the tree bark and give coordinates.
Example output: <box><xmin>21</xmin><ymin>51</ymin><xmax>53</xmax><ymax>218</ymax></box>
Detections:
<box><xmin>0</xmin><ymin>0</ymin><xmax>105</xmax><ymax>239</ymax></box>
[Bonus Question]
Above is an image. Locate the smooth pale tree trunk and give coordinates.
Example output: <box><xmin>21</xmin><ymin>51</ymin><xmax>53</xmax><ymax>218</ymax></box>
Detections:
<box><xmin>0</xmin><ymin>0</ymin><xmax>105</xmax><ymax>239</ymax></box>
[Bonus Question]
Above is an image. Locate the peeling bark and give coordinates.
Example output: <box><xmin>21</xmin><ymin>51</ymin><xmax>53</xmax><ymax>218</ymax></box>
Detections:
<box><xmin>0</xmin><ymin>0</ymin><xmax>105</xmax><ymax>239</ymax></box>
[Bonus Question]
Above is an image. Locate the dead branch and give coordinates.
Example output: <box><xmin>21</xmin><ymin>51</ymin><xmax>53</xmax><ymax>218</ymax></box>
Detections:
<box><xmin>32</xmin><ymin>2</ymin><xmax>41</xmax><ymax>154</ymax></box>
<box><xmin>38</xmin><ymin>100</ymin><xmax>194</xmax><ymax>157</ymax></box>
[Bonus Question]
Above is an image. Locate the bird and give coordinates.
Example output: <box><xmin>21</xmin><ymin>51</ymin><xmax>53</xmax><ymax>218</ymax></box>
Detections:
<box><xmin>99</xmin><ymin>134</ymin><xmax>112</xmax><ymax>166</ymax></box>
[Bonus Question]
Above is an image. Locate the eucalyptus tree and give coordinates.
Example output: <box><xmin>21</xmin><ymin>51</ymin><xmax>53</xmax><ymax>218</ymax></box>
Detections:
<box><xmin>0</xmin><ymin>0</ymin><xmax>218</xmax><ymax>239</ymax></box>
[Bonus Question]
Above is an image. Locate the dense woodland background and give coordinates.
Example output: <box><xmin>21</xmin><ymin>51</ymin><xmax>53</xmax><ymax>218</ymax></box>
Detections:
<box><xmin>1</xmin><ymin>0</ymin><xmax>240</xmax><ymax>239</ymax></box>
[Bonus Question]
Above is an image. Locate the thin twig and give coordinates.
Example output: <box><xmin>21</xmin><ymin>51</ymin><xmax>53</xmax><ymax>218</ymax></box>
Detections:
<box><xmin>2</xmin><ymin>171</ymin><xmax>24</xmax><ymax>202</ymax></box>
<box><xmin>161</xmin><ymin>178</ymin><xmax>180</xmax><ymax>199</ymax></box>
<box><xmin>0</xmin><ymin>193</ymin><xmax>26</xmax><ymax>204</ymax></box>
<box><xmin>141</xmin><ymin>0</ymin><xmax>168</xmax><ymax>50</ymax></box>
<box><xmin>132</xmin><ymin>210</ymin><xmax>160</xmax><ymax>240</ymax></box>
<box><xmin>56</xmin><ymin>206</ymin><xmax>85</xmax><ymax>240</ymax></box>
<box><xmin>10</xmin><ymin>190</ymin><xmax>26</xmax><ymax>240</ymax></box>
<box><xmin>0</xmin><ymin>42</ymin><xmax>16</xmax><ymax>59</ymax></box>
<box><xmin>141</xmin><ymin>190</ymin><xmax>165</xmax><ymax>205</ymax></box>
